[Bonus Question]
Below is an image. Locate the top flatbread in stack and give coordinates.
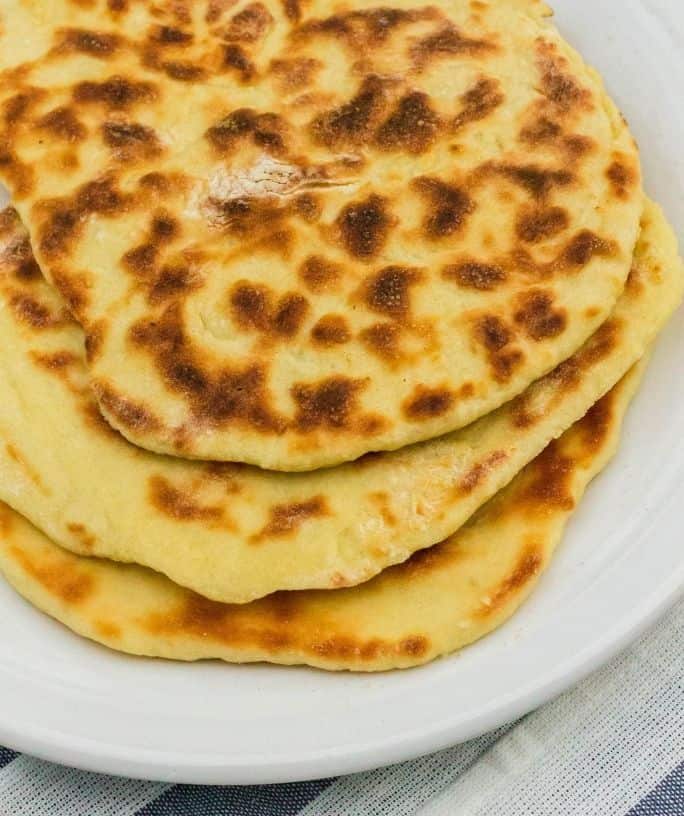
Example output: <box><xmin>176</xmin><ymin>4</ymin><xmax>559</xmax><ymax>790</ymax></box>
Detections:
<box><xmin>0</xmin><ymin>0</ymin><xmax>642</xmax><ymax>469</ymax></box>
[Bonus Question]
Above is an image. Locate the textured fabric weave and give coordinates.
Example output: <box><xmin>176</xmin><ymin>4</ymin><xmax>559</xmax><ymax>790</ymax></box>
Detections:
<box><xmin>0</xmin><ymin>600</ymin><xmax>681</xmax><ymax>815</ymax></box>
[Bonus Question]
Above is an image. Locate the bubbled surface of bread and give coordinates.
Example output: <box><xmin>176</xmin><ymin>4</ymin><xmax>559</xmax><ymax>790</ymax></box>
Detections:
<box><xmin>0</xmin><ymin>0</ymin><xmax>643</xmax><ymax>468</ymax></box>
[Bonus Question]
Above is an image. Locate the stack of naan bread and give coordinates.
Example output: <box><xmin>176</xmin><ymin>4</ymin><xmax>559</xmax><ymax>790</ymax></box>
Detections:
<box><xmin>0</xmin><ymin>0</ymin><xmax>679</xmax><ymax>671</ymax></box>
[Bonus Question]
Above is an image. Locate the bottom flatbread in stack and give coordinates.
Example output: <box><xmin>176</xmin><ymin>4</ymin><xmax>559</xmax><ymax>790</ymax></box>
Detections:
<box><xmin>0</xmin><ymin>361</ymin><xmax>644</xmax><ymax>670</ymax></box>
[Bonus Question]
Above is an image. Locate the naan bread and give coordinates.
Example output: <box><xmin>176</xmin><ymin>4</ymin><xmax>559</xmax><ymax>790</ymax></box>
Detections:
<box><xmin>0</xmin><ymin>200</ymin><xmax>678</xmax><ymax>602</ymax></box>
<box><xmin>0</xmin><ymin>361</ymin><xmax>645</xmax><ymax>670</ymax></box>
<box><xmin>0</xmin><ymin>0</ymin><xmax>643</xmax><ymax>468</ymax></box>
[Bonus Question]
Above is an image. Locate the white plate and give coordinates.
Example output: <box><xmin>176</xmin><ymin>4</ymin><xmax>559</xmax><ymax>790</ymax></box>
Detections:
<box><xmin>0</xmin><ymin>0</ymin><xmax>682</xmax><ymax>785</ymax></box>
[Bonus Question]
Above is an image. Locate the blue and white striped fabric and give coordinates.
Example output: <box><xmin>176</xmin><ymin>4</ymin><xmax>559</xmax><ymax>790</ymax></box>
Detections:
<box><xmin>1</xmin><ymin>599</ymin><xmax>682</xmax><ymax>815</ymax></box>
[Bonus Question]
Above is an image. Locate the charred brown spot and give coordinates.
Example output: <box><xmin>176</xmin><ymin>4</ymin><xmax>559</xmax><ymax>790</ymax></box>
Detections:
<box><xmin>520</xmin><ymin>440</ymin><xmax>575</xmax><ymax>511</ymax></box>
<box><xmin>453</xmin><ymin>77</ymin><xmax>504</xmax><ymax>130</ymax></box>
<box><xmin>9</xmin><ymin>294</ymin><xmax>60</xmax><ymax>329</ymax></box>
<box><xmin>16</xmin><ymin>256</ymin><xmax>41</xmax><ymax>281</ymax></box>
<box><xmin>562</xmin><ymin>230</ymin><xmax>614</xmax><ymax>268</ymax></box>
<box><xmin>269</xmin><ymin>57</ymin><xmax>321</xmax><ymax>91</ymax></box>
<box><xmin>74</xmin><ymin>76</ymin><xmax>158</xmax><ymax>110</ymax></box>
<box><xmin>299</xmin><ymin>255</ymin><xmax>341</xmax><ymax>292</ymax></box>
<box><xmin>4</xmin><ymin>443</ymin><xmax>47</xmax><ymax>493</ymax></box>
<box><xmin>336</xmin><ymin>194</ymin><xmax>393</xmax><ymax>259</ymax></box>
<box><xmin>457</xmin><ymin>450</ymin><xmax>508</xmax><ymax>494</ymax></box>
<box><xmin>230</xmin><ymin>282</ymin><xmax>269</xmax><ymax>330</ymax></box>
<box><xmin>563</xmin><ymin>134</ymin><xmax>594</xmax><ymax>157</ymax></box>
<box><xmin>149</xmin><ymin>25</ymin><xmax>193</xmax><ymax>44</ymax></box>
<box><xmin>282</xmin><ymin>0</ymin><xmax>301</xmax><ymax>21</ymax></box>
<box><xmin>400</xmin><ymin>635</ymin><xmax>429</xmax><ymax>657</ymax></box>
<box><xmin>51</xmin><ymin>269</ymin><xmax>89</xmax><ymax>317</ymax></box>
<box><xmin>310</xmin><ymin>314</ymin><xmax>351</xmax><ymax>346</ymax></box>
<box><xmin>606</xmin><ymin>159</ymin><xmax>638</xmax><ymax>200</ymax></box>
<box><xmin>321</xmin><ymin>7</ymin><xmax>428</xmax><ymax>40</ymax></box>
<box><xmin>363</xmin><ymin>266</ymin><xmax>421</xmax><ymax>320</ymax></box>
<box><xmin>31</xmin><ymin>350</ymin><xmax>77</xmax><ymax>372</ymax></box>
<box><xmin>476</xmin><ymin>314</ymin><xmax>512</xmax><ymax>352</ymax></box>
<box><xmin>475</xmin><ymin>315</ymin><xmax>523</xmax><ymax>381</ymax></box>
<box><xmin>56</xmin><ymin>28</ymin><xmax>121</xmax><ymax>56</ymax></box>
<box><xmin>395</xmin><ymin>539</ymin><xmax>451</xmax><ymax>578</ymax></box>
<box><xmin>85</xmin><ymin>322</ymin><xmax>106</xmax><ymax>363</ymax></box>
<box><xmin>273</xmin><ymin>293</ymin><xmax>309</xmax><ymax>336</ymax></box>
<box><xmin>138</xmin><ymin>172</ymin><xmax>177</xmax><ymax>193</ymax></box>
<box><xmin>9</xmin><ymin>546</ymin><xmax>94</xmax><ymax>604</ymax></box>
<box><xmin>548</xmin><ymin>319</ymin><xmax>619</xmax><ymax>395</ymax></box>
<box><xmin>443</xmin><ymin>261</ymin><xmax>506</xmax><ymax>290</ymax></box>
<box><xmin>207</xmin><ymin>196</ymin><xmax>291</xmax><ymax>239</ymax></box>
<box><xmin>223</xmin><ymin>3</ymin><xmax>274</xmax><ymax>42</ymax></box>
<box><xmin>202</xmin><ymin>366</ymin><xmax>285</xmax><ymax>431</ymax></box>
<box><xmin>369</xmin><ymin>490</ymin><xmax>397</xmax><ymax>527</ymax></box>
<box><xmin>516</xmin><ymin>206</ymin><xmax>569</xmax><ymax>243</ymax></box>
<box><xmin>403</xmin><ymin>385</ymin><xmax>455</xmax><ymax>420</ymax></box>
<box><xmin>360</xmin><ymin>322</ymin><xmax>401</xmax><ymax>361</ymax></box>
<box><xmin>374</xmin><ymin>92</ymin><xmax>441</xmax><ymax>154</ymax></box>
<box><xmin>149</xmin><ymin>264</ymin><xmax>201</xmax><ymax>305</ymax></box>
<box><xmin>292</xmin><ymin>376</ymin><xmax>366</xmax><ymax>431</ymax></box>
<box><xmin>36</xmin><ymin>107</ymin><xmax>87</xmax><ymax>142</ymax></box>
<box><xmin>0</xmin><ymin>233</ymin><xmax>42</xmax><ymax>281</ymax></box>
<box><xmin>151</xmin><ymin>214</ymin><xmax>180</xmax><ymax>241</ymax></box>
<box><xmin>130</xmin><ymin>306</ymin><xmax>286</xmax><ymax>433</ymax></box>
<box><xmin>122</xmin><ymin>243</ymin><xmax>157</xmax><ymax>278</ymax></box>
<box><xmin>102</xmin><ymin>121</ymin><xmax>162</xmax><ymax>160</ymax></box>
<box><xmin>161</xmin><ymin>61</ymin><xmax>207</xmax><ymax>82</ymax></box>
<box><xmin>149</xmin><ymin>475</ymin><xmax>223</xmax><ymax>522</ymax></box>
<box><xmin>311</xmin><ymin>75</ymin><xmax>388</xmax><ymax>148</ymax></box>
<box><xmin>38</xmin><ymin>204</ymin><xmax>79</xmax><ymax>259</ymax></box>
<box><xmin>229</xmin><ymin>282</ymin><xmax>308</xmax><ymax>338</ymax></box>
<box><xmin>95</xmin><ymin>382</ymin><xmax>161</xmax><ymax>432</ymax></box>
<box><xmin>413</xmin><ymin>177</ymin><xmax>474</xmax><ymax>239</ymax></box>
<box><xmin>66</xmin><ymin>522</ymin><xmax>96</xmax><ymax>551</ymax></box>
<box><xmin>206</xmin><ymin>0</ymin><xmax>236</xmax><ymax>23</ymax></box>
<box><xmin>514</xmin><ymin>290</ymin><xmax>567</xmax><ymax>341</ymax></box>
<box><xmin>206</xmin><ymin>109</ymin><xmax>287</xmax><ymax>155</ymax></box>
<box><xmin>519</xmin><ymin>116</ymin><xmax>562</xmax><ymax>145</ymax></box>
<box><xmin>294</xmin><ymin>194</ymin><xmax>321</xmax><ymax>223</ymax></box>
<box><xmin>412</xmin><ymin>23</ymin><xmax>496</xmax><ymax>69</ymax></box>
<box><xmin>253</xmin><ymin>495</ymin><xmax>329</xmax><ymax>541</ymax></box>
<box><xmin>0</xmin><ymin>150</ymin><xmax>34</xmax><ymax>199</ymax></box>
<box><xmin>223</xmin><ymin>45</ymin><xmax>256</xmax><ymax>81</ymax></box>
<box><xmin>3</xmin><ymin>92</ymin><xmax>43</xmax><ymax>129</ymax></box>
<box><xmin>494</xmin><ymin>164</ymin><xmax>574</xmax><ymax>199</ymax></box>
<box><xmin>538</xmin><ymin>50</ymin><xmax>592</xmax><ymax>113</ymax></box>
<box><xmin>74</xmin><ymin>183</ymin><xmax>116</xmax><ymax>220</ymax></box>
<box><xmin>477</xmin><ymin>545</ymin><xmax>543</xmax><ymax>617</ymax></box>
<box><xmin>519</xmin><ymin>116</ymin><xmax>595</xmax><ymax>158</ymax></box>
<box><xmin>577</xmin><ymin>388</ymin><xmax>614</xmax><ymax>451</ymax></box>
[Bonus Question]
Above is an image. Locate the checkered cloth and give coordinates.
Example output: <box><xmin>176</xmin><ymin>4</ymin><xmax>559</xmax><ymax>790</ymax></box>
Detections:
<box><xmin>0</xmin><ymin>599</ymin><xmax>681</xmax><ymax>815</ymax></box>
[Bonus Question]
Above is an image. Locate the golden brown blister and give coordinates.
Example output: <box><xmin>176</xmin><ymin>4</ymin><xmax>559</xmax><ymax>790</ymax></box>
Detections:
<box><xmin>0</xmin><ymin>0</ymin><xmax>643</xmax><ymax>468</ymax></box>
<box><xmin>0</xmin><ymin>200</ymin><xmax>679</xmax><ymax>603</ymax></box>
<box><xmin>0</xmin><ymin>359</ymin><xmax>645</xmax><ymax>670</ymax></box>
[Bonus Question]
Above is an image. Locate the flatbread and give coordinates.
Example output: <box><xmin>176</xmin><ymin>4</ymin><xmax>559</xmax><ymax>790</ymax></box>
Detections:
<box><xmin>0</xmin><ymin>0</ymin><xmax>643</xmax><ymax>468</ymax></box>
<box><xmin>0</xmin><ymin>360</ymin><xmax>645</xmax><ymax>671</ymax></box>
<box><xmin>0</xmin><ymin>199</ymin><xmax>678</xmax><ymax>602</ymax></box>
